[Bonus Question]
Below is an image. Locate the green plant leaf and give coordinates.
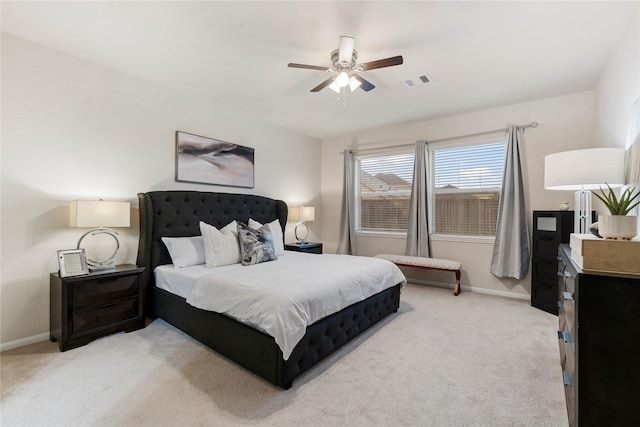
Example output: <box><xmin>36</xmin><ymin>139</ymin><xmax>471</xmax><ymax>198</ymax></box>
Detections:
<box><xmin>594</xmin><ymin>183</ymin><xmax>639</xmax><ymax>215</ymax></box>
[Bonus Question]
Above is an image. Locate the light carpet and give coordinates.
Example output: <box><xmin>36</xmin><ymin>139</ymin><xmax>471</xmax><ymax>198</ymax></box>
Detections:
<box><xmin>1</xmin><ymin>284</ymin><xmax>568</xmax><ymax>426</ymax></box>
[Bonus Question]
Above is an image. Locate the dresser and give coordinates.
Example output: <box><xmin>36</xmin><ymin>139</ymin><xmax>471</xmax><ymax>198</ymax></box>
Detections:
<box><xmin>557</xmin><ymin>244</ymin><xmax>640</xmax><ymax>426</ymax></box>
<box><xmin>531</xmin><ymin>210</ymin><xmax>573</xmax><ymax>314</ymax></box>
<box><xmin>50</xmin><ymin>264</ymin><xmax>145</xmax><ymax>351</ymax></box>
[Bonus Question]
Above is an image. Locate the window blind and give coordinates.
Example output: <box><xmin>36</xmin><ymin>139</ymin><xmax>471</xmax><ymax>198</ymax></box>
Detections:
<box><xmin>355</xmin><ymin>150</ymin><xmax>414</xmax><ymax>232</ymax></box>
<box><xmin>432</xmin><ymin>142</ymin><xmax>506</xmax><ymax>236</ymax></box>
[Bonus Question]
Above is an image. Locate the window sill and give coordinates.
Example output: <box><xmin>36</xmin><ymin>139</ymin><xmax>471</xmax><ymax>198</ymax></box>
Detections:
<box><xmin>356</xmin><ymin>231</ymin><xmax>407</xmax><ymax>239</ymax></box>
<box><xmin>430</xmin><ymin>234</ymin><xmax>495</xmax><ymax>244</ymax></box>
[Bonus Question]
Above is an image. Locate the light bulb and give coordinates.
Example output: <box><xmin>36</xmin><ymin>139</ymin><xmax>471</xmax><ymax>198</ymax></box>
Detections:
<box><xmin>335</xmin><ymin>72</ymin><xmax>350</xmax><ymax>87</ymax></box>
<box><xmin>329</xmin><ymin>81</ymin><xmax>340</xmax><ymax>93</ymax></box>
<box><xmin>348</xmin><ymin>76</ymin><xmax>361</xmax><ymax>92</ymax></box>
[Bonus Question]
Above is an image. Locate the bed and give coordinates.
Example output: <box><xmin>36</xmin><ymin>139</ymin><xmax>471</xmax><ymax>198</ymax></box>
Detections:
<box><xmin>136</xmin><ymin>190</ymin><xmax>403</xmax><ymax>389</ymax></box>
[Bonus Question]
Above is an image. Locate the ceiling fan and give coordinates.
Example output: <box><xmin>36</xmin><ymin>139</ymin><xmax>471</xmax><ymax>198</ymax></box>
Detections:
<box><xmin>288</xmin><ymin>36</ymin><xmax>403</xmax><ymax>94</ymax></box>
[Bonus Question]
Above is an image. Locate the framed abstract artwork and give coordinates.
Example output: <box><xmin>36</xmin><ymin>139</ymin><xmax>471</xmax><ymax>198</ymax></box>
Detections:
<box><xmin>175</xmin><ymin>131</ymin><xmax>255</xmax><ymax>188</ymax></box>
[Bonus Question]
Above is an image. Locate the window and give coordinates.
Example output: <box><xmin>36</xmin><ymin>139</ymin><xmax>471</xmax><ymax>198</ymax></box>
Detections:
<box><xmin>431</xmin><ymin>141</ymin><xmax>506</xmax><ymax>237</ymax></box>
<box><xmin>355</xmin><ymin>148</ymin><xmax>414</xmax><ymax>233</ymax></box>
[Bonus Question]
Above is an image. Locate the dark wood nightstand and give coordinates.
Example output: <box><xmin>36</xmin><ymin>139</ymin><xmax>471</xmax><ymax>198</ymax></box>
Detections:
<box><xmin>285</xmin><ymin>242</ymin><xmax>323</xmax><ymax>254</ymax></box>
<box><xmin>50</xmin><ymin>264</ymin><xmax>145</xmax><ymax>351</ymax></box>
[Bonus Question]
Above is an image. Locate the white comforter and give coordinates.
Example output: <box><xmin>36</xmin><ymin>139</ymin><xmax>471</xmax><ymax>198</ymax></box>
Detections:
<box><xmin>185</xmin><ymin>252</ymin><xmax>406</xmax><ymax>360</ymax></box>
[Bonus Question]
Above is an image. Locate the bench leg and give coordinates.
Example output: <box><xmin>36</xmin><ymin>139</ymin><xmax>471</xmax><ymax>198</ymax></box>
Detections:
<box><xmin>454</xmin><ymin>270</ymin><xmax>461</xmax><ymax>296</ymax></box>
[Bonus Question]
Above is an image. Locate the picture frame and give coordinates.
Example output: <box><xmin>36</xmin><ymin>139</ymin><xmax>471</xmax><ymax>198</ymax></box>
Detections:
<box><xmin>175</xmin><ymin>131</ymin><xmax>255</xmax><ymax>188</ymax></box>
<box><xmin>57</xmin><ymin>249</ymin><xmax>89</xmax><ymax>278</ymax></box>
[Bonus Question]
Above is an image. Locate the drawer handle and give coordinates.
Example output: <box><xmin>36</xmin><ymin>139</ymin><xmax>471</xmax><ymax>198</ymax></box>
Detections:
<box><xmin>563</xmin><ymin>291</ymin><xmax>573</xmax><ymax>301</ymax></box>
<box><xmin>563</xmin><ymin>371</ymin><xmax>572</xmax><ymax>386</ymax></box>
<box><xmin>557</xmin><ymin>300</ymin><xmax>563</xmax><ymax>308</ymax></box>
<box><xmin>97</xmin><ymin>301</ymin><xmax>118</xmax><ymax>309</ymax></box>
<box><xmin>557</xmin><ymin>331</ymin><xmax>573</xmax><ymax>343</ymax></box>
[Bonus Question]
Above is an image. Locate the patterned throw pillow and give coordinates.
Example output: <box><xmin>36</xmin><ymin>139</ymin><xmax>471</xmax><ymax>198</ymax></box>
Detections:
<box><xmin>248</xmin><ymin>218</ymin><xmax>285</xmax><ymax>256</ymax></box>
<box><xmin>236</xmin><ymin>222</ymin><xmax>277</xmax><ymax>266</ymax></box>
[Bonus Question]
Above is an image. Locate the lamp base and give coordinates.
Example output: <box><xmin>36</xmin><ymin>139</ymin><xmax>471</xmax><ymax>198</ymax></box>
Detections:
<box><xmin>77</xmin><ymin>227</ymin><xmax>121</xmax><ymax>271</ymax></box>
<box><xmin>294</xmin><ymin>221</ymin><xmax>310</xmax><ymax>244</ymax></box>
<box><xmin>575</xmin><ymin>189</ymin><xmax>592</xmax><ymax>234</ymax></box>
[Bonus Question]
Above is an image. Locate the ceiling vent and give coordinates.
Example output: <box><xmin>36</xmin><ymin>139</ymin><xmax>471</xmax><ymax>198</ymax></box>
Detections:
<box><xmin>404</xmin><ymin>75</ymin><xmax>430</xmax><ymax>87</ymax></box>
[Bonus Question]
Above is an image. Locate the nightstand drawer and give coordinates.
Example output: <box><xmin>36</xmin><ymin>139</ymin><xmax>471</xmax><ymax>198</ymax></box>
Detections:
<box><xmin>73</xmin><ymin>275</ymin><xmax>139</xmax><ymax>308</ymax></box>
<box><xmin>72</xmin><ymin>296</ymin><xmax>139</xmax><ymax>334</ymax></box>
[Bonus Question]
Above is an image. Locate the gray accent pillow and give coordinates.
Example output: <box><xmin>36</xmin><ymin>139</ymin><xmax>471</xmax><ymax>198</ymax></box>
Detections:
<box><xmin>237</xmin><ymin>222</ymin><xmax>277</xmax><ymax>266</ymax></box>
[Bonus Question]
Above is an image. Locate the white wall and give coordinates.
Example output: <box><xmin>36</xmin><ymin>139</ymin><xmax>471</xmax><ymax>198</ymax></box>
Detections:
<box><xmin>594</xmin><ymin>5</ymin><xmax>640</xmax><ymax>231</ymax></box>
<box><xmin>594</xmin><ymin>5</ymin><xmax>640</xmax><ymax>149</ymax></box>
<box><xmin>320</xmin><ymin>91</ymin><xmax>596</xmax><ymax>298</ymax></box>
<box><xmin>0</xmin><ymin>34</ymin><xmax>321</xmax><ymax>348</ymax></box>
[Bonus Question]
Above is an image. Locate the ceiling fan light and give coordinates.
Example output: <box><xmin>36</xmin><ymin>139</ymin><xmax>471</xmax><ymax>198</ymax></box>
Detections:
<box><xmin>348</xmin><ymin>76</ymin><xmax>361</xmax><ymax>91</ymax></box>
<box><xmin>336</xmin><ymin>72</ymin><xmax>350</xmax><ymax>87</ymax></box>
<box><xmin>329</xmin><ymin>81</ymin><xmax>340</xmax><ymax>93</ymax></box>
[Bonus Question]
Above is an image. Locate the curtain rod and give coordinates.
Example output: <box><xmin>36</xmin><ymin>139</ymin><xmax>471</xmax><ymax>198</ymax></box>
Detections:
<box><xmin>342</xmin><ymin>121</ymin><xmax>539</xmax><ymax>154</ymax></box>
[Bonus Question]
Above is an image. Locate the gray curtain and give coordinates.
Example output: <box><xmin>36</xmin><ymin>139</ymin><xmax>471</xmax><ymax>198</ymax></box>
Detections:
<box><xmin>337</xmin><ymin>149</ymin><xmax>356</xmax><ymax>254</ymax></box>
<box><xmin>490</xmin><ymin>125</ymin><xmax>529</xmax><ymax>279</ymax></box>
<box><xmin>626</xmin><ymin>96</ymin><xmax>640</xmax><ymax>185</ymax></box>
<box><xmin>405</xmin><ymin>140</ymin><xmax>431</xmax><ymax>257</ymax></box>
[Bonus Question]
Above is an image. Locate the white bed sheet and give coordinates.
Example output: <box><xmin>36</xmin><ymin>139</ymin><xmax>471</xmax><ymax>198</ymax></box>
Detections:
<box><xmin>155</xmin><ymin>264</ymin><xmax>210</xmax><ymax>299</ymax></box>
<box><xmin>155</xmin><ymin>252</ymin><xmax>405</xmax><ymax>360</ymax></box>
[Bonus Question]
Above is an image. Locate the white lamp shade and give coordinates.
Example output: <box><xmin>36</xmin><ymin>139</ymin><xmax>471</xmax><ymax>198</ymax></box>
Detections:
<box><xmin>70</xmin><ymin>200</ymin><xmax>130</xmax><ymax>228</ymax></box>
<box><xmin>544</xmin><ymin>148</ymin><xmax>625</xmax><ymax>190</ymax></box>
<box><xmin>289</xmin><ymin>206</ymin><xmax>315</xmax><ymax>222</ymax></box>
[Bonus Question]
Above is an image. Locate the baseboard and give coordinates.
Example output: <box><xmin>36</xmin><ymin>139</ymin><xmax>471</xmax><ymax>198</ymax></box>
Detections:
<box><xmin>1</xmin><ymin>332</ymin><xmax>50</xmax><ymax>352</ymax></box>
<box><xmin>408</xmin><ymin>278</ymin><xmax>530</xmax><ymax>301</ymax></box>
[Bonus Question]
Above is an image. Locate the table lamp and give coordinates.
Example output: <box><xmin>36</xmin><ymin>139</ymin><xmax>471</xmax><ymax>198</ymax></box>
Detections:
<box><xmin>544</xmin><ymin>148</ymin><xmax>625</xmax><ymax>233</ymax></box>
<box><xmin>289</xmin><ymin>205</ymin><xmax>315</xmax><ymax>244</ymax></box>
<box><xmin>70</xmin><ymin>200</ymin><xmax>130</xmax><ymax>271</ymax></box>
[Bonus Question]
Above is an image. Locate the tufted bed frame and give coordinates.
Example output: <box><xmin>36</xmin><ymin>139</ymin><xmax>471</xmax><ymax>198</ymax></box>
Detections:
<box><xmin>136</xmin><ymin>190</ymin><xmax>402</xmax><ymax>389</ymax></box>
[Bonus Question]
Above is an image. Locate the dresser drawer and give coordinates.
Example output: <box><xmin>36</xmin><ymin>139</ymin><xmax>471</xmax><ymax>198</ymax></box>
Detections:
<box><xmin>532</xmin><ymin>259</ymin><xmax>559</xmax><ymax>283</ymax></box>
<box><xmin>72</xmin><ymin>275</ymin><xmax>139</xmax><ymax>308</ymax></box>
<box><xmin>561</xmin><ymin>291</ymin><xmax>576</xmax><ymax>338</ymax></box>
<box><xmin>72</xmin><ymin>296</ymin><xmax>139</xmax><ymax>334</ymax></box>
<box><xmin>532</xmin><ymin>280</ymin><xmax>558</xmax><ymax>306</ymax></box>
<box><xmin>533</xmin><ymin>235</ymin><xmax>562</xmax><ymax>259</ymax></box>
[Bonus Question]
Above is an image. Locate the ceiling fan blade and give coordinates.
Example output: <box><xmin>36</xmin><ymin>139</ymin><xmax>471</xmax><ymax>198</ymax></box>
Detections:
<box><xmin>360</xmin><ymin>55</ymin><xmax>403</xmax><ymax>71</ymax></box>
<box><xmin>339</xmin><ymin>36</ymin><xmax>355</xmax><ymax>63</ymax></box>
<box><xmin>288</xmin><ymin>63</ymin><xmax>330</xmax><ymax>71</ymax></box>
<box><xmin>352</xmin><ymin>74</ymin><xmax>375</xmax><ymax>92</ymax></box>
<box><xmin>310</xmin><ymin>76</ymin><xmax>336</xmax><ymax>92</ymax></box>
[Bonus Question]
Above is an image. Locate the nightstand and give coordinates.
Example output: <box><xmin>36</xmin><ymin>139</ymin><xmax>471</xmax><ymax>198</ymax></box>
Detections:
<box><xmin>285</xmin><ymin>242</ymin><xmax>323</xmax><ymax>254</ymax></box>
<box><xmin>50</xmin><ymin>264</ymin><xmax>145</xmax><ymax>351</ymax></box>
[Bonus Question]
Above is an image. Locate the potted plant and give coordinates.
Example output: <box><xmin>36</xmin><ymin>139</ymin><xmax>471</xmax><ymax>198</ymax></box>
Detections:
<box><xmin>593</xmin><ymin>183</ymin><xmax>640</xmax><ymax>239</ymax></box>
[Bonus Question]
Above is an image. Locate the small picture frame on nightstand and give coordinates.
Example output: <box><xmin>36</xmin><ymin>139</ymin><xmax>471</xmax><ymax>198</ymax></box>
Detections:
<box><xmin>57</xmin><ymin>249</ymin><xmax>89</xmax><ymax>278</ymax></box>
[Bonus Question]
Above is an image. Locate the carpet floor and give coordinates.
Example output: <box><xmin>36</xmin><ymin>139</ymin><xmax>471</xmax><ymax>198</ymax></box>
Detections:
<box><xmin>1</xmin><ymin>284</ymin><xmax>568</xmax><ymax>426</ymax></box>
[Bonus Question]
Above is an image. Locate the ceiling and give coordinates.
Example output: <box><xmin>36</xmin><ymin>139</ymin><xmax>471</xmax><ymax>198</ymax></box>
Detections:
<box><xmin>2</xmin><ymin>1</ymin><xmax>637</xmax><ymax>140</ymax></box>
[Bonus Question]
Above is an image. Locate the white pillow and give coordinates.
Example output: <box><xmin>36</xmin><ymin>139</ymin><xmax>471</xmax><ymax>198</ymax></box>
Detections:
<box><xmin>161</xmin><ymin>236</ymin><xmax>205</xmax><ymax>268</ymax></box>
<box><xmin>199</xmin><ymin>220</ymin><xmax>241</xmax><ymax>267</ymax></box>
<box><xmin>248</xmin><ymin>218</ymin><xmax>285</xmax><ymax>256</ymax></box>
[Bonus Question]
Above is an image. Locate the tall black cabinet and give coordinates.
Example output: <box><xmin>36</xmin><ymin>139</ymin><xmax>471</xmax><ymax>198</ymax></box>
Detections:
<box><xmin>531</xmin><ymin>210</ymin><xmax>573</xmax><ymax>314</ymax></box>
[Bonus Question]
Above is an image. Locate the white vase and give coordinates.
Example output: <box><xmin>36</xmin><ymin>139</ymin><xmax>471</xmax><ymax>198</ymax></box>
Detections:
<box><xmin>598</xmin><ymin>215</ymin><xmax>638</xmax><ymax>240</ymax></box>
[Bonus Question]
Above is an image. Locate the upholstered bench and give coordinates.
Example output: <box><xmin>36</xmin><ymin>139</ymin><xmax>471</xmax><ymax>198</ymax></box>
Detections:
<box><xmin>375</xmin><ymin>254</ymin><xmax>462</xmax><ymax>296</ymax></box>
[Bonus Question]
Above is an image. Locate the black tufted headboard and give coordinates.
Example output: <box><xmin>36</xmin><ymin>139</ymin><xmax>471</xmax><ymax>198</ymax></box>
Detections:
<box><xmin>137</xmin><ymin>191</ymin><xmax>288</xmax><ymax>316</ymax></box>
